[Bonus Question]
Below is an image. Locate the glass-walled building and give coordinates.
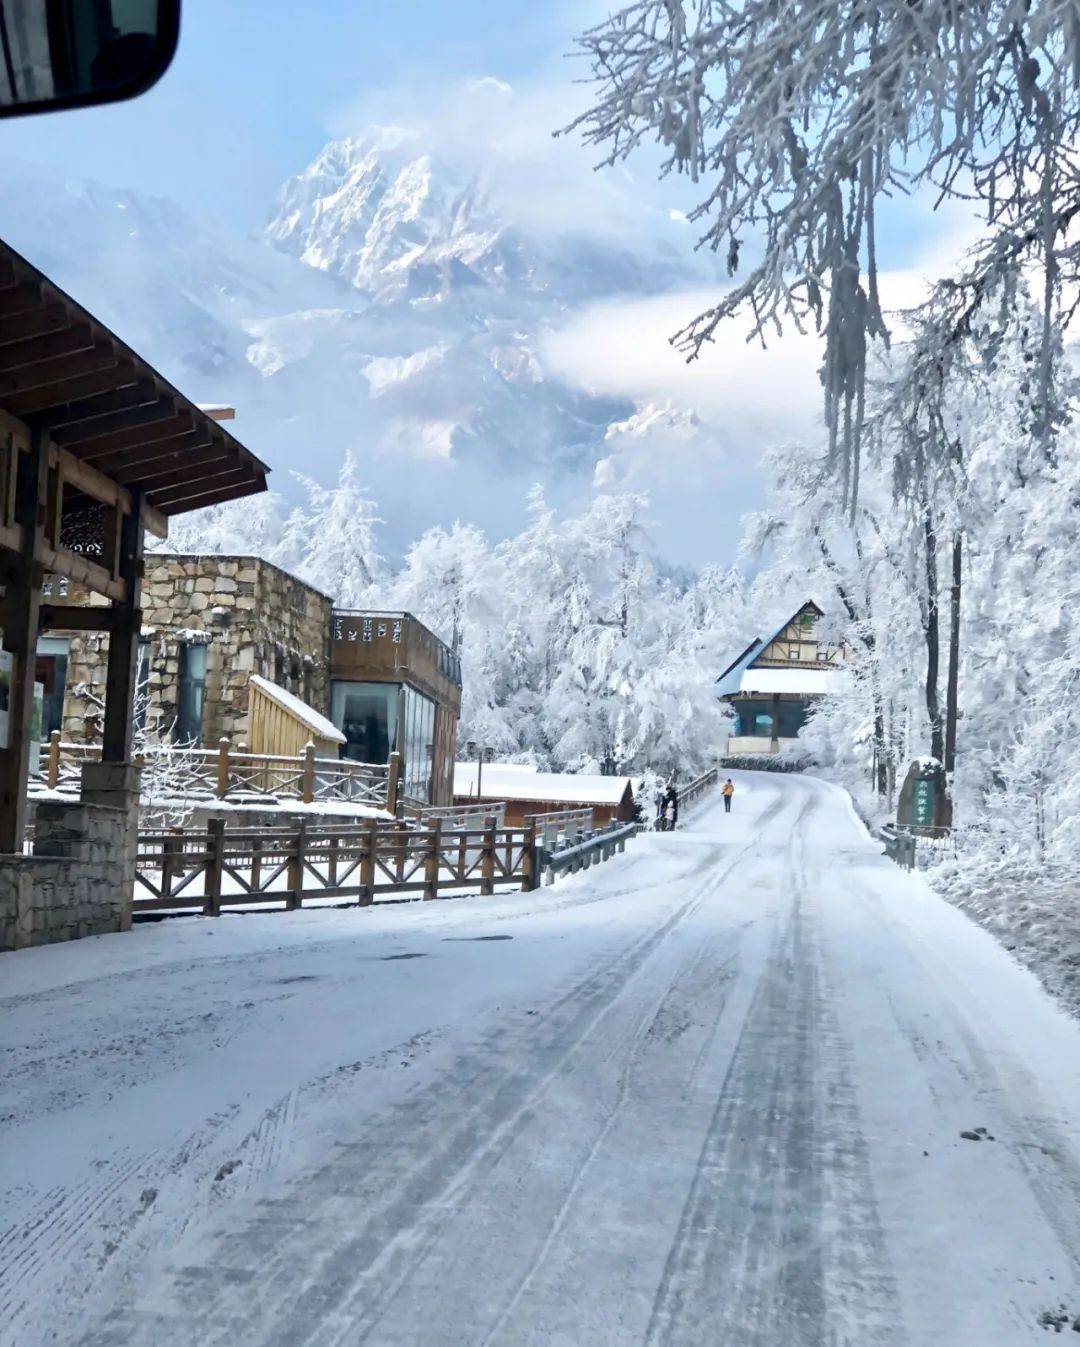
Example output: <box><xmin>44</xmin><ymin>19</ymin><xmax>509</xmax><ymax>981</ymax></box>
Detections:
<box><xmin>329</xmin><ymin>611</ymin><xmax>461</xmax><ymax>805</ymax></box>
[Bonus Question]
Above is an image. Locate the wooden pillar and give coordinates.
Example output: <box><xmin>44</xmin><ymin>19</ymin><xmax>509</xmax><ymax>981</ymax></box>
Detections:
<box><xmin>386</xmin><ymin>750</ymin><xmax>402</xmax><ymax>816</ymax></box>
<box><xmin>101</xmin><ymin>488</ymin><xmax>144</xmax><ymax>763</ymax></box>
<box><xmin>480</xmin><ymin>815</ymin><xmax>496</xmax><ymax>896</ymax></box>
<box><xmin>423</xmin><ymin>818</ymin><xmax>441</xmax><ymax>900</ymax></box>
<box><xmin>0</xmin><ymin>427</ymin><xmax>48</xmax><ymax>852</ymax></box>
<box><xmin>359</xmin><ymin>819</ymin><xmax>376</xmax><ymax>906</ymax></box>
<box><xmin>520</xmin><ymin>819</ymin><xmax>537</xmax><ymax>892</ymax></box>
<box><xmin>202</xmin><ymin>817</ymin><xmax>224</xmax><ymax>917</ymax></box>
<box><xmin>770</xmin><ymin>693</ymin><xmax>781</xmax><ymax>753</ymax></box>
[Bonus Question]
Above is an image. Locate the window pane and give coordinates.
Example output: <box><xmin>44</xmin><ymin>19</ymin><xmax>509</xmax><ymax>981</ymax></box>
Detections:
<box><xmin>176</xmin><ymin>644</ymin><xmax>207</xmax><ymax>745</ymax></box>
<box><xmin>330</xmin><ymin>681</ymin><xmax>399</xmax><ymax>764</ymax></box>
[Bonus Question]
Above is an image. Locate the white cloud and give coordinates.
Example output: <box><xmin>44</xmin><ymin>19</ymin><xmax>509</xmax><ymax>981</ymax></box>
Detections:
<box><xmin>542</xmin><ymin>288</ymin><xmax>824</xmax><ymax>436</ymax></box>
<box><xmin>327</xmin><ymin>73</ymin><xmax>701</xmax><ymax>247</ymax></box>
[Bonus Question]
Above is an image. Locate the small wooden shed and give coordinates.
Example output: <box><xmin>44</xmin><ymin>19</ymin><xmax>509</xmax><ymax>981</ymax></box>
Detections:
<box><xmin>247</xmin><ymin>674</ymin><xmax>346</xmax><ymax>759</ymax></box>
<box><xmin>453</xmin><ymin>763</ymin><xmax>636</xmax><ymax>828</ymax></box>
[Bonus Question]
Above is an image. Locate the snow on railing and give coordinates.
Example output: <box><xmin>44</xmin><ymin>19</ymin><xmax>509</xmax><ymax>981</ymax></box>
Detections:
<box><xmin>35</xmin><ymin>733</ymin><xmax>395</xmax><ymax>811</ymax></box>
<box><xmin>132</xmin><ymin>815</ymin><xmax>541</xmax><ymax>914</ymax></box>
<box><xmin>537</xmin><ymin>819</ymin><xmax>638</xmax><ymax>885</ymax></box>
<box><xmin>678</xmin><ymin>767</ymin><xmax>718</xmax><ymax>814</ymax></box>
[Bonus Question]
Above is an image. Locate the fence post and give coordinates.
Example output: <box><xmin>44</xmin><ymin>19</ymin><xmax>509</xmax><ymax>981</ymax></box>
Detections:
<box><xmin>250</xmin><ymin>833</ymin><xmax>263</xmax><ymax>893</ymax></box>
<box><xmin>520</xmin><ymin>819</ymin><xmax>537</xmax><ymax>892</ymax></box>
<box><xmin>301</xmin><ymin>741</ymin><xmax>316</xmax><ymax>804</ymax></box>
<box><xmin>395</xmin><ymin>818</ymin><xmax>407</xmax><ymax>883</ymax></box>
<box><xmin>46</xmin><ymin>729</ymin><xmax>61</xmax><ymax>788</ymax></box>
<box><xmin>481</xmin><ymin>816</ymin><xmax>496</xmax><ymax>895</ymax></box>
<box><xmin>162</xmin><ymin>826</ymin><xmax>182</xmax><ymax>902</ymax></box>
<box><xmin>386</xmin><ymin>751</ymin><xmax>402</xmax><ymax>816</ymax></box>
<box><xmin>216</xmin><ymin>737</ymin><xmax>230</xmax><ymax>799</ymax></box>
<box><xmin>286</xmin><ymin>820</ymin><xmax>306</xmax><ymax>911</ymax></box>
<box><xmin>327</xmin><ymin>831</ymin><xmax>339</xmax><ymax>888</ymax></box>
<box><xmin>359</xmin><ymin>819</ymin><xmax>377</xmax><ymax>905</ymax></box>
<box><xmin>203</xmin><ymin>817</ymin><xmax>225</xmax><ymax>917</ymax></box>
<box><xmin>424</xmin><ymin>818</ymin><xmax>442</xmax><ymax>900</ymax></box>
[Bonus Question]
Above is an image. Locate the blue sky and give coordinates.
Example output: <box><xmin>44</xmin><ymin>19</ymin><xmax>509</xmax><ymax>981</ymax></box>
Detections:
<box><xmin>1</xmin><ymin>1</ymin><xmax>979</xmax><ymax>566</ymax></box>
<box><xmin>4</xmin><ymin>0</ymin><xmax>606</xmax><ymax>230</ymax></box>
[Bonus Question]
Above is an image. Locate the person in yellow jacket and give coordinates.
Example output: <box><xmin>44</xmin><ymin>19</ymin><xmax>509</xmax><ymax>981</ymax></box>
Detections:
<box><xmin>722</xmin><ymin>778</ymin><xmax>735</xmax><ymax>814</ymax></box>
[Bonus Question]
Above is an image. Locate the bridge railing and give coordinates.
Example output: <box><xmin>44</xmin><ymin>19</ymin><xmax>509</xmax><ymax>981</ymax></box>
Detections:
<box><xmin>537</xmin><ymin>819</ymin><xmax>638</xmax><ymax>884</ymax></box>
<box><xmin>678</xmin><ymin>767</ymin><xmax>719</xmax><ymax>814</ymax></box>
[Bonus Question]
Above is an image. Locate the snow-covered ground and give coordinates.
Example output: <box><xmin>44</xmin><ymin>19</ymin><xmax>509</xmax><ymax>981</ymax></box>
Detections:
<box><xmin>4</xmin><ymin>772</ymin><xmax>1080</xmax><ymax>1345</ymax></box>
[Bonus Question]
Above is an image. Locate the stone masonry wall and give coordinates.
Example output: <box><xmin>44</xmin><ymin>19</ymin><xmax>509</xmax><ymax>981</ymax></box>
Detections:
<box><xmin>57</xmin><ymin>556</ymin><xmax>333</xmax><ymax>747</ymax></box>
<box><xmin>0</xmin><ymin>800</ymin><xmax>132</xmax><ymax>951</ymax></box>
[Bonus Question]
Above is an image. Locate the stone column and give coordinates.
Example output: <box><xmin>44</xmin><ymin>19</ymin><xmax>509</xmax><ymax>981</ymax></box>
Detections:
<box><xmin>80</xmin><ymin>760</ymin><xmax>142</xmax><ymax>932</ymax></box>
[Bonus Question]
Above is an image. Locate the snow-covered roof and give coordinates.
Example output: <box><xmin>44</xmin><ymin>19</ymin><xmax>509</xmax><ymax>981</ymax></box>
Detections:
<box><xmin>249</xmin><ymin>675</ymin><xmax>346</xmax><ymax>745</ymax></box>
<box><xmin>733</xmin><ymin>667</ymin><xmax>842</xmax><ymax>696</ymax></box>
<box><xmin>714</xmin><ymin>639</ymin><xmax>764</xmax><ymax>697</ymax></box>
<box><xmin>453</xmin><ymin>763</ymin><xmax>631</xmax><ymax>805</ymax></box>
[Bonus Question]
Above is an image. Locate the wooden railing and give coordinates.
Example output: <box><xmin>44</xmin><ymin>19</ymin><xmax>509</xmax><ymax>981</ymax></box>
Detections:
<box><xmin>679</xmin><ymin>767</ymin><xmax>719</xmax><ymax>813</ymax></box>
<box><xmin>132</xmin><ymin>815</ymin><xmax>539</xmax><ymax>914</ymax></box>
<box><xmin>405</xmin><ymin>800</ymin><xmax>508</xmax><ymax>829</ymax></box>
<box><xmin>525</xmin><ymin>807</ymin><xmax>595</xmax><ymax>852</ymax></box>
<box><xmin>36</xmin><ymin>733</ymin><xmax>396</xmax><ymax>811</ymax></box>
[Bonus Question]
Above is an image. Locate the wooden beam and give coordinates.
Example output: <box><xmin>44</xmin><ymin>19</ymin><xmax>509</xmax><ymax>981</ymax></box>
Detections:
<box><xmin>0</xmin><ymin>346</ymin><xmax>120</xmax><ymax>399</ymax></box>
<box><xmin>140</xmin><ymin>498</ymin><xmax>168</xmax><ymax>540</ymax></box>
<box><xmin>159</xmin><ymin>476</ymin><xmax>266</xmax><ymax>515</ymax></box>
<box><xmin>39</xmin><ymin>603</ymin><xmax>116</xmax><ymax>632</ymax></box>
<box><xmin>4</xmin><ymin>361</ymin><xmax>138</xmax><ymax>418</ymax></box>
<box><xmin>0</xmin><ymin>324</ymin><xmax>95</xmax><ymax>374</ymax></box>
<box><xmin>0</xmin><ymin>302</ymin><xmax>71</xmax><ymax>347</ymax></box>
<box><xmin>0</xmin><ymin>427</ymin><xmax>48</xmax><ymax>851</ymax></box>
<box><xmin>51</xmin><ymin>443</ymin><xmax>134</xmax><ymax>515</ymax></box>
<box><xmin>0</xmin><ymin>281</ymin><xmax>43</xmax><ymax>318</ymax></box>
<box><xmin>75</xmin><ymin>409</ymin><xmax>193</xmax><ymax>461</ymax></box>
<box><xmin>27</xmin><ymin>379</ymin><xmax>157</xmax><ymax>431</ymax></box>
<box><xmin>104</xmin><ymin>431</ymin><xmax>216</xmax><ymax>481</ymax></box>
<box><xmin>122</xmin><ymin>444</ymin><xmax>235</xmax><ymax>492</ymax></box>
<box><xmin>148</xmin><ymin>465</ymin><xmax>253</xmax><ymax>510</ymax></box>
<box><xmin>38</xmin><ymin>541</ymin><xmax>124</xmax><ymax>601</ymax></box>
<box><xmin>52</xmin><ymin>394</ymin><xmax>177</xmax><ymax>446</ymax></box>
<box><xmin>101</xmin><ymin>488</ymin><xmax>145</xmax><ymax>762</ymax></box>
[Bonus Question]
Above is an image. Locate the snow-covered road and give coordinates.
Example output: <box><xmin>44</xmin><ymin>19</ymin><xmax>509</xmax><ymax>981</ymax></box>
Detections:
<box><xmin>4</xmin><ymin>772</ymin><xmax>1080</xmax><ymax>1345</ymax></box>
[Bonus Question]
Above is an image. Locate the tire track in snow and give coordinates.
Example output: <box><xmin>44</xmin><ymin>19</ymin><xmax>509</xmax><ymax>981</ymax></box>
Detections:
<box><xmin>77</xmin><ymin>789</ymin><xmax>789</xmax><ymax>1347</ymax></box>
<box><xmin>645</xmin><ymin>783</ymin><xmax>902</xmax><ymax>1347</ymax></box>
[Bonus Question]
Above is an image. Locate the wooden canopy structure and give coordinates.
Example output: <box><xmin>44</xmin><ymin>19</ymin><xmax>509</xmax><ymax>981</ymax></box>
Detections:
<box><xmin>0</xmin><ymin>238</ymin><xmax>270</xmax><ymax>850</ymax></box>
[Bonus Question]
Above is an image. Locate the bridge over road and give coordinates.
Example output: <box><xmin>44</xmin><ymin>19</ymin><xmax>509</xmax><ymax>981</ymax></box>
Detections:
<box><xmin>4</xmin><ymin>772</ymin><xmax>1080</xmax><ymax>1345</ymax></box>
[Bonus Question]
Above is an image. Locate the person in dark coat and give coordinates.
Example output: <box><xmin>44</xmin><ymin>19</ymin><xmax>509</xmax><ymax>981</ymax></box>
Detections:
<box><xmin>659</xmin><ymin>781</ymin><xmax>679</xmax><ymax>831</ymax></box>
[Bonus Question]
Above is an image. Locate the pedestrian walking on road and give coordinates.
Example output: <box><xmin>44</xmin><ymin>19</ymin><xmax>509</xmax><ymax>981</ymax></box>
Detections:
<box><xmin>722</xmin><ymin>778</ymin><xmax>734</xmax><ymax>813</ymax></box>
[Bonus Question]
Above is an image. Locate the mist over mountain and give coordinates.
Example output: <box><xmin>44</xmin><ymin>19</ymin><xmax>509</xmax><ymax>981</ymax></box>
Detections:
<box><xmin>0</xmin><ymin>126</ymin><xmax>726</xmax><ymax>559</ymax></box>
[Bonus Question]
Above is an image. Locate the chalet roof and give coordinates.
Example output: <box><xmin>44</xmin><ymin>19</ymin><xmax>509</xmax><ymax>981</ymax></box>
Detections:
<box><xmin>715</xmin><ymin>599</ymin><xmax>839</xmax><ymax>700</ymax></box>
<box><xmin>453</xmin><ymin>763</ymin><xmax>633</xmax><ymax>806</ymax></box>
<box><xmin>0</xmin><ymin>238</ymin><xmax>269</xmax><ymax>518</ymax></box>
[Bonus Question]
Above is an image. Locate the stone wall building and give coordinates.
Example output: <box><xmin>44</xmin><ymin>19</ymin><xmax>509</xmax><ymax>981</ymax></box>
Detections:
<box><xmin>37</xmin><ymin>558</ymin><xmax>464</xmax><ymax>806</ymax></box>
<box><xmin>41</xmin><ymin>555</ymin><xmax>333</xmax><ymax>749</ymax></box>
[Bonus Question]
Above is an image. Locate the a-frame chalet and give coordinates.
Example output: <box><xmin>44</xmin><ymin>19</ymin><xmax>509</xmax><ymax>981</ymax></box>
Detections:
<box><xmin>714</xmin><ymin>600</ymin><xmax>844</xmax><ymax>755</ymax></box>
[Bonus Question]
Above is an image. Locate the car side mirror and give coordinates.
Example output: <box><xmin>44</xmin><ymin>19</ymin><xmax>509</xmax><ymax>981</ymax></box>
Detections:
<box><xmin>0</xmin><ymin>0</ymin><xmax>180</xmax><ymax>119</ymax></box>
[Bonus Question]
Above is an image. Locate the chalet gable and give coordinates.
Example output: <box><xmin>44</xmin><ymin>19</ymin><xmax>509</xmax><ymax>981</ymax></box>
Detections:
<box><xmin>752</xmin><ymin>601</ymin><xmax>841</xmax><ymax>670</ymax></box>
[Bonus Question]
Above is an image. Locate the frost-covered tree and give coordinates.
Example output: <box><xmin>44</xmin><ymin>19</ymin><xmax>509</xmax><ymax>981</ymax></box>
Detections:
<box><xmin>279</xmin><ymin>449</ymin><xmax>384</xmax><ymax>606</ymax></box>
<box><xmin>149</xmin><ymin>490</ymin><xmax>288</xmax><ymax>560</ymax></box>
<box><xmin>566</xmin><ymin>0</ymin><xmax>1080</xmax><ymax>505</ymax></box>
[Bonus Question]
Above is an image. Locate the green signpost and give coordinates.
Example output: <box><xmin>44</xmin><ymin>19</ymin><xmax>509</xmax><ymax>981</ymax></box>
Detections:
<box><xmin>912</xmin><ymin>775</ymin><xmax>936</xmax><ymax>829</ymax></box>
